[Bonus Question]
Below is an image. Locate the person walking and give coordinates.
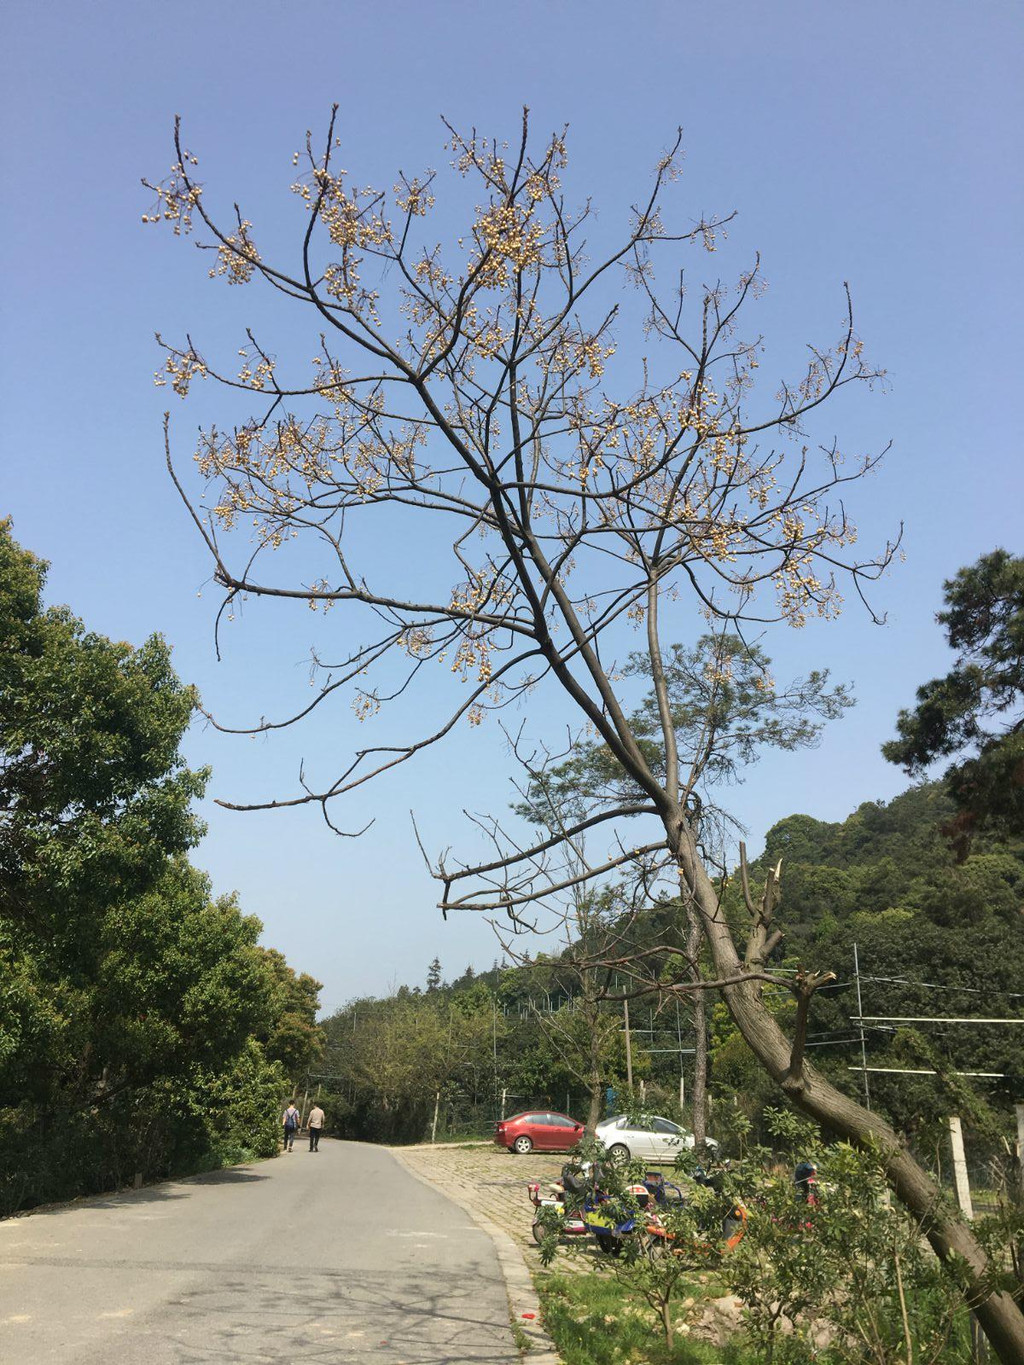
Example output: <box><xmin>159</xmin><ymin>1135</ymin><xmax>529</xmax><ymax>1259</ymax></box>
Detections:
<box><xmin>281</xmin><ymin>1101</ymin><xmax>300</xmax><ymax>1152</ymax></box>
<box><xmin>307</xmin><ymin>1102</ymin><xmax>325</xmax><ymax>1152</ymax></box>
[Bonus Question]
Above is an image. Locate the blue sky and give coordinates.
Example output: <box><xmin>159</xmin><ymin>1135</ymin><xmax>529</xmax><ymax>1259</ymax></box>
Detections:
<box><xmin>2</xmin><ymin>1</ymin><xmax>1021</xmax><ymax>1012</ymax></box>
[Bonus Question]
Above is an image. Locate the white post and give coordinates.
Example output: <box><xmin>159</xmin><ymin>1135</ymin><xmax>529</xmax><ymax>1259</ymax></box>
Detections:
<box><xmin>949</xmin><ymin>1116</ymin><xmax>987</xmax><ymax>1361</ymax></box>
<box><xmin>949</xmin><ymin>1115</ymin><xmax>974</xmax><ymax>1221</ymax></box>
<box><xmin>430</xmin><ymin>1089</ymin><xmax>440</xmax><ymax>1144</ymax></box>
<box><xmin>1015</xmin><ymin>1103</ymin><xmax>1024</xmax><ymax>1197</ymax></box>
<box><xmin>500</xmin><ymin>1087</ymin><xmax>507</xmax><ymax>1120</ymax></box>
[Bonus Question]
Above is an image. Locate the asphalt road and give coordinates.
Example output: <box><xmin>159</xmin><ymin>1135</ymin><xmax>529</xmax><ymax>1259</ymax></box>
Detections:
<box><xmin>0</xmin><ymin>1140</ymin><xmax>520</xmax><ymax>1364</ymax></box>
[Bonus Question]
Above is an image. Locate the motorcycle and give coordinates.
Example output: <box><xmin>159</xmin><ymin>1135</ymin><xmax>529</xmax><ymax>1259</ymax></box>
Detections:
<box><xmin>530</xmin><ymin>1159</ymin><xmax>747</xmax><ymax>1258</ymax></box>
<box><xmin>582</xmin><ymin>1177</ymin><xmax>671</xmax><ymax>1255</ymax></box>
<box><xmin>527</xmin><ymin>1160</ymin><xmax>594</xmax><ymax>1245</ymax></box>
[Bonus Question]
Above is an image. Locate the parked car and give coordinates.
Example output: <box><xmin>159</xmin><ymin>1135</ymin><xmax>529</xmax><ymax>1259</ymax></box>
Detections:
<box><xmin>494</xmin><ymin>1110</ymin><xmax>585</xmax><ymax>1154</ymax></box>
<box><xmin>594</xmin><ymin>1113</ymin><xmax>719</xmax><ymax>1163</ymax></box>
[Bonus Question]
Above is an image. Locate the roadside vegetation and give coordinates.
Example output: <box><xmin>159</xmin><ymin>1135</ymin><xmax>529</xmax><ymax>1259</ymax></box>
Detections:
<box><xmin>533</xmin><ymin>1111</ymin><xmax>989</xmax><ymax>1365</ymax></box>
<box><xmin>0</xmin><ymin>522</ymin><xmax>324</xmax><ymax>1215</ymax></box>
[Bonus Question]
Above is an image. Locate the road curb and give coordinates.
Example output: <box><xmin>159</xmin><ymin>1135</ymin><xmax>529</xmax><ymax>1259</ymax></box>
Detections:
<box><xmin>388</xmin><ymin>1147</ymin><xmax>562</xmax><ymax>1364</ymax></box>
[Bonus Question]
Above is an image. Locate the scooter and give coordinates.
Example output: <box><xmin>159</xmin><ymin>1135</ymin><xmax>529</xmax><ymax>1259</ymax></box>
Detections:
<box><xmin>582</xmin><ymin>1179</ymin><xmax>669</xmax><ymax>1255</ymax></box>
<box><xmin>527</xmin><ymin>1161</ymin><xmax>593</xmax><ymax>1245</ymax></box>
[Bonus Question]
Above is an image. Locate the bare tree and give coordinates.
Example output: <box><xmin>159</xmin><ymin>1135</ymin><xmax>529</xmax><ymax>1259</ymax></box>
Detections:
<box><xmin>146</xmin><ymin>109</ymin><xmax>1024</xmax><ymax>1360</ymax></box>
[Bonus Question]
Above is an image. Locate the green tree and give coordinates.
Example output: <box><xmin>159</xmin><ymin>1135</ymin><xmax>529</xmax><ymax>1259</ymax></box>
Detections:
<box><xmin>884</xmin><ymin>550</ymin><xmax>1024</xmax><ymax>855</ymax></box>
<box><xmin>256</xmin><ymin>947</ymin><xmax>325</xmax><ymax>1081</ymax></box>
<box><xmin>0</xmin><ymin>522</ymin><xmax>309</xmax><ymax>1208</ymax></box>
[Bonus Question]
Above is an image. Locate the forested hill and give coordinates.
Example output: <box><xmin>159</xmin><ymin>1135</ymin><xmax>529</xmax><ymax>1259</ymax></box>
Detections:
<box><xmin>750</xmin><ymin>782</ymin><xmax>1024</xmax><ymax>1138</ymax></box>
<box><xmin>319</xmin><ymin>779</ymin><xmax>1022</xmax><ymax>1150</ymax></box>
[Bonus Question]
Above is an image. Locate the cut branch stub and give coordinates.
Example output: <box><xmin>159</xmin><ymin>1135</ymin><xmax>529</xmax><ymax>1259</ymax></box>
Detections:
<box><xmin>741</xmin><ymin>841</ymin><xmax>784</xmax><ymax>967</ymax></box>
<box><xmin>783</xmin><ymin>967</ymin><xmax>837</xmax><ymax>1094</ymax></box>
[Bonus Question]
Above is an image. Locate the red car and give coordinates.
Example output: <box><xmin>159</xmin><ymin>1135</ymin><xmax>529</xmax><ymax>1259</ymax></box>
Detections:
<box><xmin>494</xmin><ymin>1110</ymin><xmax>584</xmax><ymax>1154</ymax></box>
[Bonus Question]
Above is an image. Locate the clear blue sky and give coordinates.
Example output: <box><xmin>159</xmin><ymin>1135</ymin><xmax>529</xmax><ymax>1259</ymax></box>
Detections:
<box><xmin>2</xmin><ymin>1</ymin><xmax>1021</xmax><ymax>1012</ymax></box>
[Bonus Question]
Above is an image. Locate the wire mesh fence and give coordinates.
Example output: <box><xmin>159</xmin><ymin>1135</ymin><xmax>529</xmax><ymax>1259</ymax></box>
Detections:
<box><xmin>431</xmin><ymin>1091</ymin><xmax>596</xmax><ymax>1141</ymax></box>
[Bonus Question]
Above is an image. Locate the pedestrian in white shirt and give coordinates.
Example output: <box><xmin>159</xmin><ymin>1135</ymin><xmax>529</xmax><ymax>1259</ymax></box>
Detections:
<box><xmin>307</xmin><ymin>1104</ymin><xmax>325</xmax><ymax>1152</ymax></box>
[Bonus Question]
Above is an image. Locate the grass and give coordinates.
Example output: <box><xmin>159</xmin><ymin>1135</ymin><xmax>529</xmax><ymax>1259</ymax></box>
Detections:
<box><xmin>535</xmin><ymin>1271</ymin><xmax>756</xmax><ymax>1365</ymax></box>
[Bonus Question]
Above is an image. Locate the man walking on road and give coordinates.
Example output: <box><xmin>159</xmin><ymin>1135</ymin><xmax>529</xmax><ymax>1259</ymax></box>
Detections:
<box><xmin>281</xmin><ymin>1101</ymin><xmax>300</xmax><ymax>1152</ymax></box>
<box><xmin>307</xmin><ymin>1103</ymin><xmax>325</xmax><ymax>1151</ymax></box>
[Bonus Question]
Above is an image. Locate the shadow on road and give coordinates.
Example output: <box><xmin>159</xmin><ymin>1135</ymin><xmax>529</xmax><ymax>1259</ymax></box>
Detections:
<box><xmin>160</xmin><ymin>1263</ymin><xmax>516</xmax><ymax>1363</ymax></box>
<box><xmin>20</xmin><ymin>1166</ymin><xmax>268</xmax><ymax>1218</ymax></box>
<box><xmin>186</xmin><ymin>1169</ymin><xmax>268</xmax><ymax>1187</ymax></box>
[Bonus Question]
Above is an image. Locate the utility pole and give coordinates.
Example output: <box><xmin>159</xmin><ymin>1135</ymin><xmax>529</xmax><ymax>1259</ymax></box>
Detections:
<box><xmin>853</xmin><ymin>942</ymin><xmax>871</xmax><ymax>1110</ymax></box>
<box><xmin>675</xmin><ymin>998</ymin><xmax>685</xmax><ymax>1113</ymax></box>
<box><xmin>492</xmin><ymin>992</ymin><xmax>498</xmax><ymax>1101</ymax></box>
<box><xmin>624</xmin><ymin>997</ymin><xmax>633</xmax><ymax>1093</ymax></box>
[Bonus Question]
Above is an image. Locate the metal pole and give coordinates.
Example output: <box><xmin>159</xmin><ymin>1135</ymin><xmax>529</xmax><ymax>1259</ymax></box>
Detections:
<box><xmin>853</xmin><ymin>942</ymin><xmax>871</xmax><ymax>1110</ymax></box>
<box><xmin>624</xmin><ymin>998</ymin><xmax>633</xmax><ymax>1093</ymax></box>
<box><xmin>675</xmin><ymin>998</ymin><xmax>685</xmax><ymax>1113</ymax></box>
<box><xmin>492</xmin><ymin>993</ymin><xmax>498</xmax><ymax>1099</ymax></box>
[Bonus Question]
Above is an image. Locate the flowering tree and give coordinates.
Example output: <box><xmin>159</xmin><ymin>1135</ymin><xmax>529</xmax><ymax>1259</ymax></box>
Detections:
<box><xmin>145</xmin><ymin>109</ymin><xmax>1024</xmax><ymax>1359</ymax></box>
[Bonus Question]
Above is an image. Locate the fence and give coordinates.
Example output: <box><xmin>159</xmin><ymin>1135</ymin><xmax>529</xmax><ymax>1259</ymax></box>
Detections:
<box><xmin>429</xmin><ymin>1090</ymin><xmax>597</xmax><ymax>1142</ymax></box>
<box><xmin>931</xmin><ymin>1110</ymin><xmax>1024</xmax><ymax>1219</ymax></box>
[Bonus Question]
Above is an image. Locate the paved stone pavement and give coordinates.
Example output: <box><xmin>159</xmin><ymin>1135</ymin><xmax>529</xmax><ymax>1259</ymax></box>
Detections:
<box><xmin>394</xmin><ymin>1141</ymin><xmax>603</xmax><ymax>1268</ymax></box>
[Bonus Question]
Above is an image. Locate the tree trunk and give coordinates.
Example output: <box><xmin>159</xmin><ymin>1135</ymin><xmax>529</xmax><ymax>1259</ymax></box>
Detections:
<box><xmin>670</xmin><ymin>824</ymin><xmax>1024</xmax><ymax>1365</ymax></box>
<box><xmin>586</xmin><ymin>1045</ymin><xmax>605</xmax><ymax>1134</ymax></box>
<box><xmin>685</xmin><ymin>907</ymin><xmax>708</xmax><ymax>1148</ymax></box>
<box><xmin>692</xmin><ymin>991</ymin><xmax>708</xmax><ymax>1148</ymax></box>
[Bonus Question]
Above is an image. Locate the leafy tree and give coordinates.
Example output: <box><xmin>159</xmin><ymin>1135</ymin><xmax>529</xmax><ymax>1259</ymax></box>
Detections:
<box><xmin>730</xmin><ymin>1129</ymin><xmax>973</xmax><ymax>1365</ymax></box>
<box><xmin>0</xmin><ymin>520</ymin><xmax>205</xmax><ymax>943</ymax></box>
<box><xmin>426</xmin><ymin>957</ymin><xmax>443</xmax><ymax>992</ymax></box>
<box><xmin>147</xmin><ymin>111</ymin><xmax>1024</xmax><ymax>1356</ymax></box>
<box><xmin>256</xmin><ymin>947</ymin><xmax>324</xmax><ymax>1080</ymax></box>
<box><xmin>497</xmin><ymin>884</ymin><xmax>634</xmax><ymax>1132</ymax></box>
<box><xmin>0</xmin><ymin>522</ymin><xmax>315</xmax><ymax>1208</ymax></box>
<box><xmin>884</xmin><ymin>550</ymin><xmax>1024</xmax><ymax>855</ymax></box>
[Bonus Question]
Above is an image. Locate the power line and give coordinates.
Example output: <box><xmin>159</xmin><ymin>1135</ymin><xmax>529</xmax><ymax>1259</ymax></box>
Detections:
<box><xmin>772</xmin><ymin>968</ymin><xmax>1024</xmax><ymax>1001</ymax></box>
<box><xmin>847</xmin><ymin>1066</ymin><xmax>1006</xmax><ymax>1079</ymax></box>
<box><xmin>854</xmin><ymin>1016</ymin><xmax>1024</xmax><ymax>1026</ymax></box>
<box><xmin>860</xmin><ymin>975</ymin><xmax>1024</xmax><ymax>1001</ymax></box>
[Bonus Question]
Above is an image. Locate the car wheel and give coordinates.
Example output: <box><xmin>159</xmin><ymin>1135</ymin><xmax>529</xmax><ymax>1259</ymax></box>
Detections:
<box><xmin>607</xmin><ymin>1143</ymin><xmax>630</xmax><ymax>1162</ymax></box>
<box><xmin>513</xmin><ymin>1135</ymin><xmax>534</xmax><ymax>1154</ymax></box>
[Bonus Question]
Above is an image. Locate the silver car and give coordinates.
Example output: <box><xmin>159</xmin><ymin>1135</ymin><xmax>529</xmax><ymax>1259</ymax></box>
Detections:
<box><xmin>594</xmin><ymin>1113</ymin><xmax>719</xmax><ymax>1163</ymax></box>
